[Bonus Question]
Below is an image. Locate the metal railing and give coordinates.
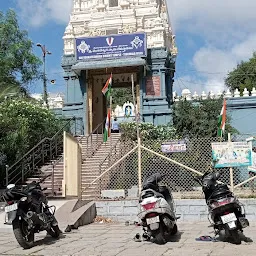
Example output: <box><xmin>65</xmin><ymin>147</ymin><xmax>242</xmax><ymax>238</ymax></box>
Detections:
<box><xmin>5</xmin><ymin>117</ymin><xmax>77</xmax><ymax>186</ymax></box>
<box><xmin>39</xmin><ymin>119</ymin><xmax>85</xmax><ymax>198</ymax></box>
<box><xmin>99</xmin><ymin>138</ymin><xmax>121</xmax><ymax>175</ymax></box>
<box><xmin>86</xmin><ymin>118</ymin><xmax>106</xmax><ymax>158</ymax></box>
<box><xmin>50</xmin><ymin>156</ymin><xmax>64</xmax><ymax>197</ymax></box>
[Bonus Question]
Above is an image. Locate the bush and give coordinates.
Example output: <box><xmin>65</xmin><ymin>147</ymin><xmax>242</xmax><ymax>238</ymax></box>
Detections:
<box><xmin>120</xmin><ymin>122</ymin><xmax>179</xmax><ymax>141</ymax></box>
<box><xmin>0</xmin><ymin>99</ymin><xmax>62</xmax><ymax>166</ymax></box>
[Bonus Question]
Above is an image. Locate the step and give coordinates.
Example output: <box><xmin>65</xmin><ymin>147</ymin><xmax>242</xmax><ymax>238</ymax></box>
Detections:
<box><xmin>29</xmin><ymin>172</ymin><xmax>63</xmax><ymax>178</ymax></box>
<box><xmin>80</xmin><ymin>175</ymin><xmax>100</xmax><ymax>180</ymax></box>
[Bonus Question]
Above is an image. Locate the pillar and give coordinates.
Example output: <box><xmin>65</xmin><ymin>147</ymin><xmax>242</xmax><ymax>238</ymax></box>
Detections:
<box><xmin>141</xmin><ymin>48</ymin><xmax>175</xmax><ymax>125</ymax></box>
<box><xmin>61</xmin><ymin>55</ymin><xmax>86</xmax><ymax>135</ymax></box>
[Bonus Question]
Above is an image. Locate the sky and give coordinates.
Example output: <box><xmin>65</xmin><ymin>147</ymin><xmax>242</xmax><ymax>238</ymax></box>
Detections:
<box><xmin>1</xmin><ymin>0</ymin><xmax>256</xmax><ymax>97</ymax></box>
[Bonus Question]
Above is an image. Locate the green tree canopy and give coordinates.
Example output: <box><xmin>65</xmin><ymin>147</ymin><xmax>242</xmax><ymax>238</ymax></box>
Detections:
<box><xmin>173</xmin><ymin>97</ymin><xmax>236</xmax><ymax>138</ymax></box>
<box><xmin>0</xmin><ymin>9</ymin><xmax>42</xmax><ymax>98</ymax></box>
<box><xmin>111</xmin><ymin>87</ymin><xmax>134</xmax><ymax>109</ymax></box>
<box><xmin>0</xmin><ymin>99</ymin><xmax>62</xmax><ymax>166</ymax></box>
<box><xmin>225</xmin><ymin>52</ymin><xmax>256</xmax><ymax>93</ymax></box>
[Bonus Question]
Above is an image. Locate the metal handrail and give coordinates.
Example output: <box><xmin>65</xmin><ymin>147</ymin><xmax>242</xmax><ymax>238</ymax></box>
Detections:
<box><xmin>86</xmin><ymin>118</ymin><xmax>106</xmax><ymax>157</ymax></box>
<box><xmin>6</xmin><ymin>117</ymin><xmax>76</xmax><ymax>185</ymax></box>
<box><xmin>99</xmin><ymin>138</ymin><xmax>121</xmax><ymax>171</ymax></box>
<box><xmin>7</xmin><ymin>117</ymin><xmax>75</xmax><ymax>172</ymax></box>
<box><xmin>50</xmin><ymin>155</ymin><xmax>64</xmax><ymax>197</ymax></box>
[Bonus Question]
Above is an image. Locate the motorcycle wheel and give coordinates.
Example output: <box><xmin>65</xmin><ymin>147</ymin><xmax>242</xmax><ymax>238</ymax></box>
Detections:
<box><xmin>229</xmin><ymin>229</ymin><xmax>241</xmax><ymax>245</ymax></box>
<box><xmin>47</xmin><ymin>225</ymin><xmax>62</xmax><ymax>238</ymax></box>
<box><xmin>152</xmin><ymin>223</ymin><xmax>166</xmax><ymax>245</ymax></box>
<box><xmin>12</xmin><ymin>218</ymin><xmax>34</xmax><ymax>249</ymax></box>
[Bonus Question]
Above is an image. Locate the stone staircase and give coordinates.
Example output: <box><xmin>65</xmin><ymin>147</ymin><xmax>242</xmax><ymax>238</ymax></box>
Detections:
<box><xmin>80</xmin><ymin>133</ymin><xmax>121</xmax><ymax>200</ymax></box>
<box><xmin>26</xmin><ymin>157</ymin><xmax>64</xmax><ymax>197</ymax></box>
<box><xmin>25</xmin><ymin>133</ymin><xmax>121</xmax><ymax>199</ymax></box>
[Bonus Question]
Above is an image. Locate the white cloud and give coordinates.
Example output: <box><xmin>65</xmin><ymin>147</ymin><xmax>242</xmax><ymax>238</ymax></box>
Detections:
<box><xmin>167</xmin><ymin>1</ymin><xmax>256</xmax><ymax>93</ymax></box>
<box><xmin>167</xmin><ymin>0</ymin><xmax>256</xmax><ymax>44</ymax></box>
<box><xmin>187</xmin><ymin>34</ymin><xmax>256</xmax><ymax>92</ymax></box>
<box><xmin>17</xmin><ymin>0</ymin><xmax>72</xmax><ymax>27</ymax></box>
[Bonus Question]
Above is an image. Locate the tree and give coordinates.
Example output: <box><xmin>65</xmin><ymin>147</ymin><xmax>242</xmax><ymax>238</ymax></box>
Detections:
<box><xmin>111</xmin><ymin>87</ymin><xmax>134</xmax><ymax>108</ymax></box>
<box><xmin>0</xmin><ymin>9</ymin><xmax>42</xmax><ymax>97</ymax></box>
<box><xmin>0</xmin><ymin>99</ymin><xmax>62</xmax><ymax>166</ymax></box>
<box><xmin>225</xmin><ymin>52</ymin><xmax>256</xmax><ymax>93</ymax></box>
<box><xmin>173</xmin><ymin>97</ymin><xmax>237</xmax><ymax>138</ymax></box>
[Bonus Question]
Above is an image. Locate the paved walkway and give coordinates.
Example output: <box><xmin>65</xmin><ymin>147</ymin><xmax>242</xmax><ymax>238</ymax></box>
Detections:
<box><xmin>0</xmin><ymin>222</ymin><xmax>255</xmax><ymax>256</ymax></box>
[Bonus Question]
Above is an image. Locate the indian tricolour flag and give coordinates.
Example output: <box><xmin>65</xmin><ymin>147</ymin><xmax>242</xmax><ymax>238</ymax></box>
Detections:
<box><xmin>103</xmin><ymin>108</ymin><xmax>111</xmax><ymax>142</ymax></box>
<box><xmin>217</xmin><ymin>99</ymin><xmax>227</xmax><ymax>137</ymax></box>
<box><xmin>102</xmin><ymin>74</ymin><xmax>112</xmax><ymax>98</ymax></box>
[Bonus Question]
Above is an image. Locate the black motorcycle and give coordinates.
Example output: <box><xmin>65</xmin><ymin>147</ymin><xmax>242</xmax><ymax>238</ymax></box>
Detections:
<box><xmin>1</xmin><ymin>174</ymin><xmax>61</xmax><ymax>249</ymax></box>
<box><xmin>194</xmin><ymin>171</ymin><xmax>249</xmax><ymax>244</ymax></box>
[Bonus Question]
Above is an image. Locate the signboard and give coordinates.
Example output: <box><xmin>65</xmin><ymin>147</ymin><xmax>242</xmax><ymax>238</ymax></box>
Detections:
<box><xmin>161</xmin><ymin>140</ymin><xmax>187</xmax><ymax>153</ymax></box>
<box><xmin>248</xmin><ymin>139</ymin><xmax>256</xmax><ymax>173</ymax></box>
<box><xmin>75</xmin><ymin>33</ymin><xmax>147</xmax><ymax>61</ymax></box>
<box><xmin>211</xmin><ymin>142</ymin><xmax>252</xmax><ymax>168</ymax></box>
<box><xmin>248</xmin><ymin>151</ymin><xmax>256</xmax><ymax>172</ymax></box>
<box><xmin>146</xmin><ymin>76</ymin><xmax>161</xmax><ymax>96</ymax></box>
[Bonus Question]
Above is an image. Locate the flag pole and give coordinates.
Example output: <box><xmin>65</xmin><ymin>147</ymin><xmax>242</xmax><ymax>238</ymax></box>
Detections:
<box><xmin>109</xmin><ymin>94</ymin><xmax>112</xmax><ymax>149</ymax></box>
<box><xmin>132</xmin><ymin>74</ymin><xmax>142</xmax><ymax>192</ymax></box>
<box><xmin>228</xmin><ymin>132</ymin><xmax>234</xmax><ymax>192</ymax></box>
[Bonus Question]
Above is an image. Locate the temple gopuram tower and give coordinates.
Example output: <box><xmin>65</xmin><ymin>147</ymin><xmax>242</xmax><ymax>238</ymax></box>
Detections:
<box><xmin>62</xmin><ymin>0</ymin><xmax>177</xmax><ymax>134</ymax></box>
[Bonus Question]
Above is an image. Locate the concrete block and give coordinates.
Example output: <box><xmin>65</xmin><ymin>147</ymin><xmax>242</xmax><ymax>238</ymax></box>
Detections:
<box><xmin>96</xmin><ymin>206</ymin><xmax>108</xmax><ymax>215</ymax></box>
<box><xmin>123</xmin><ymin>200</ymin><xmax>138</xmax><ymax>207</ymax></box>
<box><xmin>94</xmin><ymin>199</ymin><xmax>256</xmax><ymax>223</ymax></box>
<box><xmin>176</xmin><ymin>199</ymin><xmax>205</xmax><ymax>206</ymax></box>
<box><xmin>55</xmin><ymin>200</ymin><xmax>96</xmax><ymax>230</ymax></box>
<box><xmin>189</xmin><ymin>205</ymin><xmax>208</xmax><ymax>213</ymax></box>
<box><xmin>71</xmin><ymin>201</ymin><xmax>96</xmax><ymax>228</ymax></box>
<box><xmin>123</xmin><ymin>206</ymin><xmax>138</xmax><ymax>215</ymax></box>
<box><xmin>175</xmin><ymin>205</ymin><xmax>190</xmax><ymax>213</ymax></box>
<box><xmin>101</xmin><ymin>190</ymin><xmax>125</xmax><ymax>199</ymax></box>
<box><xmin>109</xmin><ymin>206</ymin><xmax>124</xmax><ymax>215</ymax></box>
<box><xmin>95</xmin><ymin>201</ymin><xmax>109</xmax><ymax>207</ymax></box>
<box><xmin>127</xmin><ymin>186</ymin><xmax>139</xmax><ymax>198</ymax></box>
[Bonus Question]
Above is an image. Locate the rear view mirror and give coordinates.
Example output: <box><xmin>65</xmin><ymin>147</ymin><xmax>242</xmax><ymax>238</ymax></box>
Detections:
<box><xmin>7</xmin><ymin>184</ymin><xmax>15</xmax><ymax>190</ymax></box>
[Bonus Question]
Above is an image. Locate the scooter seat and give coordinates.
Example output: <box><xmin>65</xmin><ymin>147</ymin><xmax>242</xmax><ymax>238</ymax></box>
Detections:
<box><xmin>210</xmin><ymin>185</ymin><xmax>232</xmax><ymax>200</ymax></box>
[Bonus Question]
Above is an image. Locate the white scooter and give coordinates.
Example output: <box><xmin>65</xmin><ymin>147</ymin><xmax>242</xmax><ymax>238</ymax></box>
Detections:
<box><xmin>138</xmin><ymin>173</ymin><xmax>178</xmax><ymax>244</ymax></box>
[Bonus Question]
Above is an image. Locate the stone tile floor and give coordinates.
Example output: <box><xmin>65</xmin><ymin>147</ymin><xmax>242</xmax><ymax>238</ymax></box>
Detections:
<box><xmin>0</xmin><ymin>222</ymin><xmax>255</xmax><ymax>256</ymax></box>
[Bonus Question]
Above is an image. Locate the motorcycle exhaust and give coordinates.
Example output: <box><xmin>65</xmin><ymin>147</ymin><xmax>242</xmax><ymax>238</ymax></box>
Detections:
<box><xmin>163</xmin><ymin>216</ymin><xmax>174</xmax><ymax>230</ymax></box>
<box><xmin>239</xmin><ymin>217</ymin><xmax>249</xmax><ymax>228</ymax></box>
<box><xmin>26</xmin><ymin>211</ymin><xmax>45</xmax><ymax>226</ymax></box>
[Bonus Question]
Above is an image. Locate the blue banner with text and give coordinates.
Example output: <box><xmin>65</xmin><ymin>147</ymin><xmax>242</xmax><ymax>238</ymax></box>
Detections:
<box><xmin>75</xmin><ymin>33</ymin><xmax>147</xmax><ymax>61</ymax></box>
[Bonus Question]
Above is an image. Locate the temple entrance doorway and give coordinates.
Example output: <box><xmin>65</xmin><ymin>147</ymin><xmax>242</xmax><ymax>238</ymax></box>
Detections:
<box><xmin>88</xmin><ymin>70</ymin><xmax>140</xmax><ymax>133</ymax></box>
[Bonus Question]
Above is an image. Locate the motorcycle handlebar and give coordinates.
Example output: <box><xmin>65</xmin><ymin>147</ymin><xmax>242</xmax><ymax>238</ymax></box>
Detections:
<box><xmin>193</xmin><ymin>176</ymin><xmax>202</xmax><ymax>185</ymax></box>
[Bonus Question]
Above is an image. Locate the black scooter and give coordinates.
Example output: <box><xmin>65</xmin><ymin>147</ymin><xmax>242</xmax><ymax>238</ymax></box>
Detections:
<box><xmin>194</xmin><ymin>171</ymin><xmax>249</xmax><ymax>244</ymax></box>
<box><xmin>1</xmin><ymin>174</ymin><xmax>61</xmax><ymax>249</ymax></box>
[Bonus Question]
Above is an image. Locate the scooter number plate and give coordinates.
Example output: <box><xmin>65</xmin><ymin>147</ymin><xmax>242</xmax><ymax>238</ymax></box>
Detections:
<box><xmin>146</xmin><ymin>216</ymin><xmax>160</xmax><ymax>225</ymax></box>
<box><xmin>5</xmin><ymin>203</ymin><xmax>18</xmax><ymax>213</ymax></box>
<box><xmin>221</xmin><ymin>213</ymin><xmax>237</xmax><ymax>224</ymax></box>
